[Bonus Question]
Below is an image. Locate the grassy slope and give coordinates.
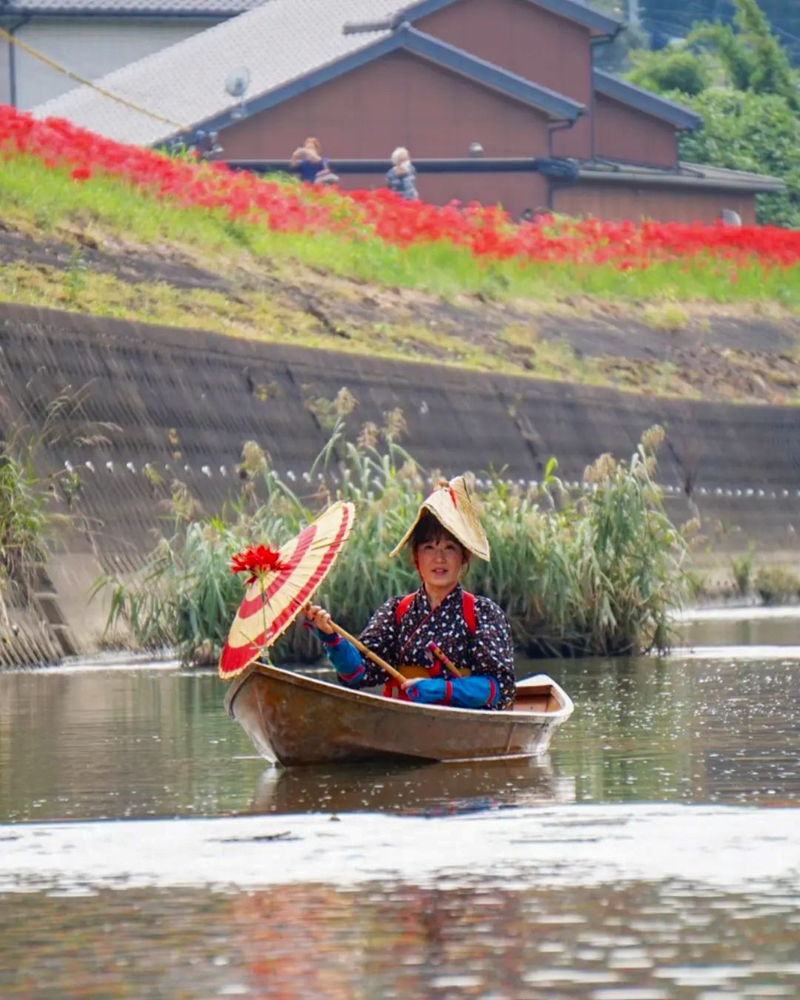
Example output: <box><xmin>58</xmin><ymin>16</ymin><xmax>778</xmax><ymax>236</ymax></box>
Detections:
<box><xmin>1</xmin><ymin>154</ymin><xmax>799</xmax><ymax>404</ymax></box>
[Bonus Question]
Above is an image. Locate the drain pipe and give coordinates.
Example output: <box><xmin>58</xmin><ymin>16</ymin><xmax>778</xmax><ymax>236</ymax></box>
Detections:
<box><xmin>546</xmin><ymin>119</ymin><xmax>578</xmax><ymax>210</ymax></box>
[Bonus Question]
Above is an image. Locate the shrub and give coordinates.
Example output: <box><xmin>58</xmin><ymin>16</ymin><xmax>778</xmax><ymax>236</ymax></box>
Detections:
<box><xmin>730</xmin><ymin>543</ymin><xmax>756</xmax><ymax>597</ymax></box>
<box><xmin>754</xmin><ymin>566</ymin><xmax>799</xmax><ymax>605</ymax></box>
<box><xmin>100</xmin><ymin>408</ymin><xmax>688</xmax><ymax>665</ymax></box>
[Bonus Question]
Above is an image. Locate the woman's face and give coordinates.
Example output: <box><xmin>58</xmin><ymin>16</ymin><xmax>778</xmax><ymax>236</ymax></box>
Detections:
<box><xmin>415</xmin><ymin>536</ymin><xmax>465</xmax><ymax>593</ymax></box>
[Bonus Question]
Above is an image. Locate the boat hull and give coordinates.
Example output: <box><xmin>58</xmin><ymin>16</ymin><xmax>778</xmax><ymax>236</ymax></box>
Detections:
<box><xmin>224</xmin><ymin>662</ymin><xmax>573</xmax><ymax>766</ymax></box>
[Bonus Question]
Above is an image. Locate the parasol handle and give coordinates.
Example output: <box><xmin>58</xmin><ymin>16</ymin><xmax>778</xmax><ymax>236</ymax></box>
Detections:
<box><xmin>427</xmin><ymin>641</ymin><xmax>464</xmax><ymax>678</ymax></box>
<box><xmin>327</xmin><ymin>620</ymin><xmax>407</xmax><ymax>686</ymax></box>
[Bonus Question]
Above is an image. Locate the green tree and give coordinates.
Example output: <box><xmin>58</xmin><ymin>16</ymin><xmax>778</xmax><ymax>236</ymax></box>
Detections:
<box><xmin>640</xmin><ymin>0</ymin><xmax>800</xmax><ymax>66</ymax></box>
<box><xmin>679</xmin><ymin>89</ymin><xmax>800</xmax><ymax>227</ymax></box>
<box><xmin>689</xmin><ymin>0</ymin><xmax>799</xmax><ymax>107</ymax></box>
<box><xmin>627</xmin><ymin>48</ymin><xmax>711</xmax><ymax>94</ymax></box>
<box><xmin>624</xmin><ymin>0</ymin><xmax>800</xmax><ymax>226</ymax></box>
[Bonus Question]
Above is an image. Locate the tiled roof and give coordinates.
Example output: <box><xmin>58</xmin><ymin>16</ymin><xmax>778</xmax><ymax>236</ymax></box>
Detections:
<box><xmin>393</xmin><ymin>0</ymin><xmax>620</xmax><ymax>34</ymax></box>
<box><xmin>33</xmin><ymin>0</ymin><xmax>400</xmax><ymax>146</ymax></box>
<box><xmin>593</xmin><ymin>70</ymin><xmax>702</xmax><ymax>130</ymax></box>
<box><xmin>577</xmin><ymin>159</ymin><xmax>786</xmax><ymax>194</ymax></box>
<box><xmin>402</xmin><ymin>28</ymin><xmax>583</xmax><ymax>120</ymax></box>
<box><xmin>0</xmin><ymin>0</ymin><xmax>263</xmax><ymax>12</ymax></box>
<box><xmin>34</xmin><ymin>0</ymin><xmax>585</xmax><ymax>146</ymax></box>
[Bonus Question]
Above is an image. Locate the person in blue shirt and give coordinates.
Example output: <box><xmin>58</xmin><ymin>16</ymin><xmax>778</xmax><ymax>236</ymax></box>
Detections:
<box><xmin>289</xmin><ymin>137</ymin><xmax>329</xmax><ymax>184</ymax></box>
<box><xmin>304</xmin><ymin>477</ymin><xmax>516</xmax><ymax>710</ymax></box>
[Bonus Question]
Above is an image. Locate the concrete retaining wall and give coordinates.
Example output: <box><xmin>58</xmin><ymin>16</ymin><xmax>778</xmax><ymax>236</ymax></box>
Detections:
<box><xmin>1</xmin><ymin>302</ymin><xmax>799</xmax><ymax>659</ymax></box>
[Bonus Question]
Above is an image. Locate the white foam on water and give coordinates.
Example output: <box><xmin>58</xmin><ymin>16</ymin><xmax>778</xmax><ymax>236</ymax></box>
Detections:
<box><xmin>674</xmin><ymin>606</ymin><xmax>800</xmax><ymax>623</ymax></box>
<box><xmin>669</xmin><ymin>645</ymin><xmax>800</xmax><ymax>661</ymax></box>
<box><xmin>1</xmin><ymin>804</ymin><xmax>798</xmax><ymax>895</ymax></box>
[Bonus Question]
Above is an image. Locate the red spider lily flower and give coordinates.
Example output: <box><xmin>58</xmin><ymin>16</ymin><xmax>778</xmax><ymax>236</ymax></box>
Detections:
<box><xmin>230</xmin><ymin>544</ymin><xmax>290</xmax><ymax>586</ymax></box>
<box><xmin>2</xmin><ymin>105</ymin><xmax>800</xmax><ymax>280</ymax></box>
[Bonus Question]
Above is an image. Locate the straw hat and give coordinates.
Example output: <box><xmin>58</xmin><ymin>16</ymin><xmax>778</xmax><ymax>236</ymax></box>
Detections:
<box><xmin>390</xmin><ymin>475</ymin><xmax>490</xmax><ymax>562</ymax></box>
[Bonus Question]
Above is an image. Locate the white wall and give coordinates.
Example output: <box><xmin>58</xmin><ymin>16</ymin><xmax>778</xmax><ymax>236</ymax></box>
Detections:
<box><xmin>0</xmin><ymin>37</ymin><xmax>11</xmax><ymax>105</ymax></box>
<box><xmin>14</xmin><ymin>18</ymin><xmax>223</xmax><ymax>109</ymax></box>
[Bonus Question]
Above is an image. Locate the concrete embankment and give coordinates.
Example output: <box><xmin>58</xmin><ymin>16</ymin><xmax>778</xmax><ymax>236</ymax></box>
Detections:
<box><xmin>1</xmin><ymin>302</ymin><xmax>799</xmax><ymax>662</ymax></box>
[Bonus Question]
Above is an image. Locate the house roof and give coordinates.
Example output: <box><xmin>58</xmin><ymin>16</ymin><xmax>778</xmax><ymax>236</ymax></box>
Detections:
<box><xmin>0</xmin><ymin>0</ymin><xmax>262</xmax><ymax>13</ymax></box>
<box><xmin>33</xmin><ymin>1</ymin><xmax>584</xmax><ymax>146</ymax></box>
<box><xmin>399</xmin><ymin>29</ymin><xmax>584</xmax><ymax>120</ymax></box>
<box><xmin>577</xmin><ymin>159</ymin><xmax>786</xmax><ymax>194</ymax></box>
<box><xmin>593</xmin><ymin>70</ymin><xmax>702</xmax><ymax>131</ymax></box>
<box><xmin>346</xmin><ymin>0</ymin><xmax>621</xmax><ymax>35</ymax></box>
<box><xmin>33</xmin><ymin>0</ymin><xmax>396</xmax><ymax>145</ymax></box>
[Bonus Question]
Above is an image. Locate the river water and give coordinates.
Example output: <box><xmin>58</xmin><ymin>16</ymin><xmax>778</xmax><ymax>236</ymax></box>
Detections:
<box><xmin>1</xmin><ymin>610</ymin><xmax>799</xmax><ymax>999</ymax></box>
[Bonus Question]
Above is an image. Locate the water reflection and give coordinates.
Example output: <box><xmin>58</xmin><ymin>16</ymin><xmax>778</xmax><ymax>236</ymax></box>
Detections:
<box><xmin>0</xmin><ymin>668</ymin><xmax>264</xmax><ymax>822</ymax></box>
<box><xmin>676</xmin><ymin>605</ymin><xmax>800</xmax><ymax>650</ymax></box>
<box><xmin>2</xmin><ymin>649</ymin><xmax>800</xmax><ymax>823</ymax></box>
<box><xmin>549</xmin><ymin>655</ymin><xmax>800</xmax><ymax>807</ymax></box>
<box><xmin>3</xmin><ymin>620</ymin><xmax>800</xmax><ymax>1000</ymax></box>
<box><xmin>250</xmin><ymin>756</ymin><xmax>576</xmax><ymax>816</ymax></box>
<box><xmin>2</xmin><ymin>876</ymin><xmax>799</xmax><ymax>998</ymax></box>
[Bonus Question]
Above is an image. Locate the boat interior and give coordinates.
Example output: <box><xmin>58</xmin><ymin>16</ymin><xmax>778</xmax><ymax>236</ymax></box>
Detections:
<box><xmin>513</xmin><ymin>683</ymin><xmax>563</xmax><ymax>713</ymax></box>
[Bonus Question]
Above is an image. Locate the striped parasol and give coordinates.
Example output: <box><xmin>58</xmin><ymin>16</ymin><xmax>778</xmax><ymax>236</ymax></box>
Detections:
<box><xmin>219</xmin><ymin>500</ymin><xmax>355</xmax><ymax>680</ymax></box>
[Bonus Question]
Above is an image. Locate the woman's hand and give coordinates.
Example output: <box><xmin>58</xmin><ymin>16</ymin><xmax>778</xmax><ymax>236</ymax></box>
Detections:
<box><xmin>303</xmin><ymin>603</ymin><xmax>335</xmax><ymax>635</ymax></box>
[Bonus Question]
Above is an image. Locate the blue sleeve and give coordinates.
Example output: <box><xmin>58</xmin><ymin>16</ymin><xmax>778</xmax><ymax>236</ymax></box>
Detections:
<box><xmin>317</xmin><ymin>631</ymin><xmax>366</xmax><ymax>686</ymax></box>
<box><xmin>405</xmin><ymin>676</ymin><xmax>501</xmax><ymax>709</ymax></box>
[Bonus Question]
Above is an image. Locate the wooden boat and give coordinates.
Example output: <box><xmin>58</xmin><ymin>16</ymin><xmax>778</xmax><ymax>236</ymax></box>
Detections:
<box><xmin>224</xmin><ymin>661</ymin><xmax>574</xmax><ymax>766</ymax></box>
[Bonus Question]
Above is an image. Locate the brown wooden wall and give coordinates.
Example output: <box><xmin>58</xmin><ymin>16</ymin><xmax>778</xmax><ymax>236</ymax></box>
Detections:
<box><xmin>417</xmin><ymin>0</ymin><xmax>592</xmax><ymax>158</ymax></box>
<box><xmin>341</xmin><ymin>171</ymin><xmax>549</xmax><ymax>218</ymax></box>
<box><xmin>594</xmin><ymin>93</ymin><xmax>678</xmax><ymax>168</ymax></box>
<box><xmin>553</xmin><ymin>182</ymin><xmax>758</xmax><ymax>224</ymax></box>
<box><xmin>221</xmin><ymin>49</ymin><xmax>552</xmax><ymax>161</ymax></box>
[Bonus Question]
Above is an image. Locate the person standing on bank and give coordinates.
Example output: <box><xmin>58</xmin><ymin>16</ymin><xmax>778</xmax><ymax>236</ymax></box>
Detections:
<box><xmin>304</xmin><ymin>477</ymin><xmax>516</xmax><ymax>710</ymax></box>
<box><xmin>289</xmin><ymin>136</ymin><xmax>329</xmax><ymax>184</ymax></box>
<box><xmin>386</xmin><ymin>146</ymin><xmax>419</xmax><ymax>200</ymax></box>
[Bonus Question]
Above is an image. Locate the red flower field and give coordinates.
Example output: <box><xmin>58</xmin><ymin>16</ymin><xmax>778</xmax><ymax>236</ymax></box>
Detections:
<box><xmin>2</xmin><ymin>105</ymin><xmax>799</xmax><ymax>274</ymax></box>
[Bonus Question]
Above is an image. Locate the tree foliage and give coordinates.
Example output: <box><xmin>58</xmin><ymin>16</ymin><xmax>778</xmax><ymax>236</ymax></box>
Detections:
<box><xmin>628</xmin><ymin>48</ymin><xmax>711</xmax><ymax>94</ymax></box>
<box><xmin>679</xmin><ymin>89</ymin><xmax>800</xmax><ymax>227</ymax></box>
<box><xmin>689</xmin><ymin>0</ymin><xmax>799</xmax><ymax>107</ymax></box>
<box><xmin>640</xmin><ymin>0</ymin><xmax>800</xmax><ymax>65</ymax></box>
<box><xmin>625</xmin><ymin>0</ymin><xmax>800</xmax><ymax>226</ymax></box>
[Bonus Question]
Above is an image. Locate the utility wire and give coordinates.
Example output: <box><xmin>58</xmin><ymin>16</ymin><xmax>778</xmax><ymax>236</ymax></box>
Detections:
<box><xmin>0</xmin><ymin>26</ymin><xmax>187</xmax><ymax>129</ymax></box>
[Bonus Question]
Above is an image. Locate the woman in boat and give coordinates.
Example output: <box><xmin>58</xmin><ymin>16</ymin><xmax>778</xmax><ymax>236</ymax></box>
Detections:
<box><xmin>304</xmin><ymin>476</ymin><xmax>516</xmax><ymax>710</ymax></box>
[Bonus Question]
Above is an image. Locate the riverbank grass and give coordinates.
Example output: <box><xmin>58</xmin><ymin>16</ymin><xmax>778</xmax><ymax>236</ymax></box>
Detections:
<box><xmin>1</xmin><ymin>153</ymin><xmax>799</xmax><ymax>308</ymax></box>
<box><xmin>99</xmin><ymin>413</ymin><xmax>688</xmax><ymax>665</ymax></box>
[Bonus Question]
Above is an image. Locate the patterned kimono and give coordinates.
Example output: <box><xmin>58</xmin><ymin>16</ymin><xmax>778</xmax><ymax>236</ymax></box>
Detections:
<box><xmin>319</xmin><ymin>584</ymin><xmax>516</xmax><ymax>710</ymax></box>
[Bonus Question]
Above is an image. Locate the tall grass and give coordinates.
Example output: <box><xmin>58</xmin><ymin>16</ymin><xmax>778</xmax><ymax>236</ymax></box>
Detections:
<box><xmin>100</xmin><ymin>399</ymin><xmax>687</xmax><ymax>664</ymax></box>
<box><xmin>0</xmin><ymin>389</ymin><xmax>93</xmax><ymax>627</ymax></box>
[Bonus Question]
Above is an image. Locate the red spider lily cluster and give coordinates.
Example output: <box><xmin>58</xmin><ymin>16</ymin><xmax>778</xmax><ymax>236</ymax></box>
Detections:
<box><xmin>230</xmin><ymin>544</ymin><xmax>290</xmax><ymax>586</ymax></box>
<box><xmin>2</xmin><ymin>105</ymin><xmax>799</xmax><ymax>271</ymax></box>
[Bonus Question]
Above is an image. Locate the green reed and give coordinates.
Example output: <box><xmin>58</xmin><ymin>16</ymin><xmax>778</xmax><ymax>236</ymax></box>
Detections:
<box><xmin>101</xmin><ymin>398</ymin><xmax>687</xmax><ymax>664</ymax></box>
<box><xmin>0</xmin><ymin>389</ymin><xmax>92</xmax><ymax>628</ymax></box>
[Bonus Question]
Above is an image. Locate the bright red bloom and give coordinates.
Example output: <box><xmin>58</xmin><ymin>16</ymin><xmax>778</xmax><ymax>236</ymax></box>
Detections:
<box><xmin>1</xmin><ymin>105</ymin><xmax>799</xmax><ymax>279</ymax></box>
<box><xmin>230</xmin><ymin>544</ymin><xmax>290</xmax><ymax>586</ymax></box>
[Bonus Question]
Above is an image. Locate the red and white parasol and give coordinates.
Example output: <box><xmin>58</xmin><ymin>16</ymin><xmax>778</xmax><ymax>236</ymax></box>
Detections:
<box><xmin>219</xmin><ymin>500</ymin><xmax>355</xmax><ymax>680</ymax></box>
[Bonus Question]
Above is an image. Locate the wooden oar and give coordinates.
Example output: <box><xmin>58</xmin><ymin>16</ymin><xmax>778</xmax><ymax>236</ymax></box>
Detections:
<box><xmin>328</xmin><ymin>620</ymin><xmax>407</xmax><ymax>685</ymax></box>
<box><xmin>427</xmin><ymin>641</ymin><xmax>463</xmax><ymax>678</ymax></box>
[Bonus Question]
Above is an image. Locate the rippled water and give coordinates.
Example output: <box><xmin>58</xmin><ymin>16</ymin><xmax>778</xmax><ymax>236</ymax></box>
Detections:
<box><xmin>2</xmin><ymin>610</ymin><xmax>800</xmax><ymax>998</ymax></box>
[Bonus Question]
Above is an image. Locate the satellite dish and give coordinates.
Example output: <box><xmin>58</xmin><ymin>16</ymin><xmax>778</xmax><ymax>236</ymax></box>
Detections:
<box><xmin>225</xmin><ymin>67</ymin><xmax>251</xmax><ymax>100</ymax></box>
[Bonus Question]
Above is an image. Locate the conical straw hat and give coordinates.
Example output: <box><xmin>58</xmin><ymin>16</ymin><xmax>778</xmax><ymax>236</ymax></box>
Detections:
<box><xmin>390</xmin><ymin>475</ymin><xmax>490</xmax><ymax>562</ymax></box>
